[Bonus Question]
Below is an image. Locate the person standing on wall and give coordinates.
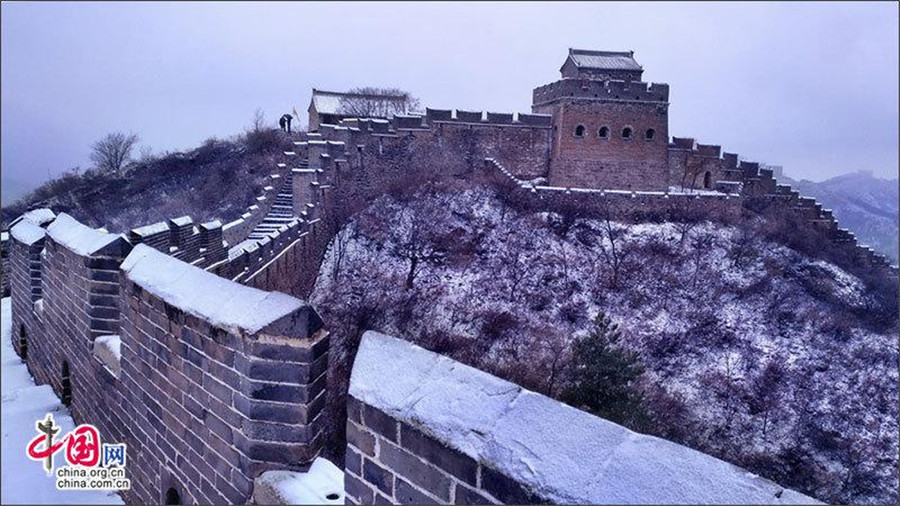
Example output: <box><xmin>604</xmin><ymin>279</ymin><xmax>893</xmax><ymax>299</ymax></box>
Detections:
<box><xmin>279</xmin><ymin>115</ymin><xmax>287</xmax><ymax>132</ymax></box>
<box><xmin>281</xmin><ymin>113</ymin><xmax>293</xmax><ymax>133</ymax></box>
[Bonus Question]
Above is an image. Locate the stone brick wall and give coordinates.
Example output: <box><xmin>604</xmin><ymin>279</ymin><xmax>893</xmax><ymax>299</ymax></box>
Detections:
<box><xmin>7</xmin><ymin>211</ymin><xmax>330</xmax><ymax>505</ymax></box>
<box><xmin>117</xmin><ymin>245</ymin><xmax>328</xmax><ymax>504</ymax></box>
<box><xmin>129</xmin><ymin>216</ymin><xmax>227</xmax><ymax>269</ymax></box>
<box><xmin>1</xmin><ymin>234</ymin><xmax>9</xmax><ymax>297</ymax></box>
<box><xmin>345</xmin><ymin>331</ymin><xmax>817</xmax><ymax>505</ymax></box>
<box><xmin>534</xmin><ymin>99</ymin><xmax>669</xmax><ymax>190</ymax></box>
<box><xmin>8</xmin><ymin>220</ymin><xmax>47</xmax><ymax>361</ymax></box>
<box><xmin>483</xmin><ymin>158</ymin><xmax>742</xmax><ymax>222</ymax></box>
<box><xmin>345</xmin><ymin>396</ymin><xmax>537</xmax><ymax>504</ymax></box>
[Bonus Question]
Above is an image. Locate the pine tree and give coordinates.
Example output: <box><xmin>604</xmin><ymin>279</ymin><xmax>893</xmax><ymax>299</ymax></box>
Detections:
<box><xmin>562</xmin><ymin>312</ymin><xmax>648</xmax><ymax>428</ymax></box>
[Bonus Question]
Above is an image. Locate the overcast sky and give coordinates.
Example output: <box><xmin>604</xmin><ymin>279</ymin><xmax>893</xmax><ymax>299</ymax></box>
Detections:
<box><xmin>2</xmin><ymin>1</ymin><xmax>898</xmax><ymax>204</ymax></box>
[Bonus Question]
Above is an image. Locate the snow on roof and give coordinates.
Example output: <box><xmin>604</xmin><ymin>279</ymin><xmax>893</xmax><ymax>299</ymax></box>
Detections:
<box><xmin>9</xmin><ymin>220</ymin><xmax>46</xmax><ymax>246</ymax></box>
<box><xmin>46</xmin><ymin>213</ymin><xmax>123</xmax><ymax>256</ymax></box>
<box><xmin>1</xmin><ymin>232</ymin><xmax>7</xmax><ymax>242</ymax></box>
<box><xmin>350</xmin><ymin>332</ymin><xmax>819</xmax><ymax>505</ymax></box>
<box><xmin>254</xmin><ymin>458</ymin><xmax>344</xmax><ymax>505</ymax></box>
<box><xmin>121</xmin><ymin>244</ymin><xmax>306</xmax><ymax>336</ymax></box>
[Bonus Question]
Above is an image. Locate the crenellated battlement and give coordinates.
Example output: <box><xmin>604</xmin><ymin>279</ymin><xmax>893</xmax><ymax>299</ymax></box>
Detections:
<box><xmin>532</xmin><ymin>78</ymin><xmax>669</xmax><ymax>106</ymax></box>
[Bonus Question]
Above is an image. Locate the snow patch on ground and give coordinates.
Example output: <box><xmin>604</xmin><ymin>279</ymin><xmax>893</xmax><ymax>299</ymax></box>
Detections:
<box><xmin>254</xmin><ymin>458</ymin><xmax>345</xmax><ymax>505</ymax></box>
<box><xmin>1</xmin><ymin>298</ymin><xmax>123</xmax><ymax>505</ymax></box>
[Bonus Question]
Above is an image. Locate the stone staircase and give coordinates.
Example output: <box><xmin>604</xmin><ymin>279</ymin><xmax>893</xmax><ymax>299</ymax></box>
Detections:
<box><xmin>245</xmin><ymin>168</ymin><xmax>299</xmax><ymax>240</ymax></box>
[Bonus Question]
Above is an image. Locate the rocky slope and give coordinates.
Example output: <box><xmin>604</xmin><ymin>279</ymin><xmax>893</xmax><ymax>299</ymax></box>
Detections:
<box><xmin>311</xmin><ymin>182</ymin><xmax>898</xmax><ymax>505</ymax></box>
<box><xmin>0</xmin><ymin>129</ymin><xmax>290</xmax><ymax>233</ymax></box>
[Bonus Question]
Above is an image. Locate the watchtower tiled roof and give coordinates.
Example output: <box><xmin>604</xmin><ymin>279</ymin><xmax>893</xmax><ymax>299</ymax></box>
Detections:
<box><xmin>565</xmin><ymin>49</ymin><xmax>642</xmax><ymax>72</ymax></box>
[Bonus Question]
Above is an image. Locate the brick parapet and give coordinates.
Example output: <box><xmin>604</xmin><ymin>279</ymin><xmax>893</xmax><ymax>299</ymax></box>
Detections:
<box><xmin>8</xmin><ymin>210</ymin><xmax>329</xmax><ymax>505</ymax></box>
<box><xmin>532</xmin><ymin>78</ymin><xmax>670</xmax><ymax>107</ymax></box>
<box><xmin>223</xmin><ymin>171</ymin><xmax>291</xmax><ymax>246</ymax></box>
<box><xmin>346</xmin><ymin>332</ymin><xmax>817</xmax><ymax>505</ymax></box>
<box><xmin>1</xmin><ymin>233</ymin><xmax>9</xmax><ymax>297</ymax></box>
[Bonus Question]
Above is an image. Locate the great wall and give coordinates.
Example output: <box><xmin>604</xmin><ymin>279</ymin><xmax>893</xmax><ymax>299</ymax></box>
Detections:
<box><xmin>0</xmin><ymin>48</ymin><xmax>891</xmax><ymax>504</ymax></box>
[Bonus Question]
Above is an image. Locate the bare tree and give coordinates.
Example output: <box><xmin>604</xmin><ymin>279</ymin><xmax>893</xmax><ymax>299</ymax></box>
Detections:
<box><xmin>596</xmin><ymin>201</ymin><xmax>630</xmax><ymax>290</ymax></box>
<box><xmin>338</xmin><ymin>87</ymin><xmax>421</xmax><ymax>118</ymax></box>
<box><xmin>330</xmin><ymin>227</ymin><xmax>354</xmax><ymax>282</ymax></box>
<box><xmin>250</xmin><ymin>108</ymin><xmax>267</xmax><ymax>133</ymax></box>
<box><xmin>747</xmin><ymin>357</ymin><xmax>787</xmax><ymax>438</ymax></box>
<box><xmin>393</xmin><ymin>205</ymin><xmax>445</xmax><ymax>289</ymax></box>
<box><xmin>89</xmin><ymin>132</ymin><xmax>140</xmax><ymax>174</ymax></box>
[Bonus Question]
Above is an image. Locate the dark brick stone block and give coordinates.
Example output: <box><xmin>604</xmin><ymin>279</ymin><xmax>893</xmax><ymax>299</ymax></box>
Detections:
<box><xmin>234</xmin><ymin>394</ymin><xmax>304</xmax><ymax>424</ymax></box>
<box><xmin>379</xmin><ymin>441</ymin><xmax>451</xmax><ymax>501</ymax></box>
<box><xmin>401</xmin><ymin>423</ymin><xmax>477</xmax><ymax>485</ymax></box>
<box><xmin>481</xmin><ymin>465</ymin><xmax>542</xmax><ymax>504</ymax></box>
<box><xmin>246</xmin><ymin>359</ymin><xmax>309</xmax><ymax>383</ymax></box>
<box><xmin>247</xmin><ymin>340</ymin><xmax>312</xmax><ymax>362</ymax></box>
<box><xmin>205</xmin><ymin>412</ymin><xmax>233</xmax><ymax>443</ymax></box>
<box><xmin>454</xmin><ymin>483</ymin><xmax>496</xmax><ymax>505</ymax></box>
<box><xmin>203</xmin><ymin>375</ymin><xmax>234</xmax><ymax>405</ymax></box>
<box><xmin>245</xmin><ymin>381</ymin><xmax>306</xmax><ymax>403</ymax></box>
<box><xmin>346</xmin><ymin>421</ymin><xmax>376</xmax><ymax>456</ymax></box>
<box><xmin>241</xmin><ymin>419</ymin><xmax>308</xmax><ymax>443</ymax></box>
<box><xmin>362</xmin><ymin>404</ymin><xmax>397</xmax><ymax>442</ymax></box>
<box><xmin>363</xmin><ymin>458</ymin><xmax>394</xmax><ymax>496</ymax></box>
<box><xmin>345</xmin><ymin>472</ymin><xmax>375</xmax><ymax>505</ymax></box>
<box><xmin>89</xmin><ymin>269</ymin><xmax>119</xmax><ymax>282</ymax></box>
<box><xmin>347</xmin><ymin>396</ymin><xmax>362</xmax><ymax>423</ymax></box>
<box><xmin>396</xmin><ymin>477</ymin><xmax>439</xmax><ymax>504</ymax></box>
<box><xmin>345</xmin><ymin>447</ymin><xmax>362</xmax><ymax>476</ymax></box>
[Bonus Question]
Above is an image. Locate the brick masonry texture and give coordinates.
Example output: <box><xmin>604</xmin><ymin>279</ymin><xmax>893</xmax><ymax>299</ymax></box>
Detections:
<box><xmin>8</xmin><ymin>214</ymin><xmax>329</xmax><ymax>505</ymax></box>
<box><xmin>344</xmin><ymin>397</ymin><xmax>520</xmax><ymax>505</ymax></box>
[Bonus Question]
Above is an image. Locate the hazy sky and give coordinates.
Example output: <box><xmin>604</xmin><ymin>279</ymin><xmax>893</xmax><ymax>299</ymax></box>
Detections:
<box><xmin>2</xmin><ymin>1</ymin><xmax>898</xmax><ymax>204</ymax></box>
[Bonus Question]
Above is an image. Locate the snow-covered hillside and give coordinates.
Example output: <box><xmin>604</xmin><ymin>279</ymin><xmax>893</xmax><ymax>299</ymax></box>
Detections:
<box><xmin>311</xmin><ymin>184</ymin><xmax>898</xmax><ymax>505</ymax></box>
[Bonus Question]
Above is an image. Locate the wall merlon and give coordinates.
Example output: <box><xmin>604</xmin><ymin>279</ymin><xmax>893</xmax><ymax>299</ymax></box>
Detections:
<box><xmin>671</xmin><ymin>137</ymin><xmax>695</xmax><ymax>150</ymax></box>
<box><xmin>696</xmin><ymin>144</ymin><xmax>721</xmax><ymax>157</ymax></box>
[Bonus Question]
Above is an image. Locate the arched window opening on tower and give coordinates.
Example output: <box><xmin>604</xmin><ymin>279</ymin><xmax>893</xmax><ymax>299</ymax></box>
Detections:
<box><xmin>19</xmin><ymin>324</ymin><xmax>27</xmax><ymax>360</ymax></box>
<box><xmin>645</xmin><ymin>128</ymin><xmax>655</xmax><ymax>141</ymax></box>
<box><xmin>61</xmin><ymin>361</ymin><xmax>72</xmax><ymax>407</ymax></box>
<box><xmin>574</xmin><ymin>125</ymin><xmax>586</xmax><ymax>137</ymax></box>
<box><xmin>622</xmin><ymin>127</ymin><xmax>633</xmax><ymax>139</ymax></box>
<box><xmin>703</xmin><ymin>171</ymin><xmax>712</xmax><ymax>189</ymax></box>
<box><xmin>165</xmin><ymin>487</ymin><xmax>182</xmax><ymax>505</ymax></box>
<box><xmin>598</xmin><ymin>126</ymin><xmax>609</xmax><ymax>139</ymax></box>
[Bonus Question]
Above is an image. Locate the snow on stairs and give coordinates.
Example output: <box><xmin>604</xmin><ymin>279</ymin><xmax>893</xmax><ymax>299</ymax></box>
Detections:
<box><xmin>246</xmin><ymin>170</ymin><xmax>298</xmax><ymax>240</ymax></box>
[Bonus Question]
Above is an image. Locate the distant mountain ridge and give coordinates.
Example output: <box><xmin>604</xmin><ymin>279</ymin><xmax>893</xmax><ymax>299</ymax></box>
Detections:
<box><xmin>782</xmin><ymin>171</ymin><xmax>898</xmax><ymax>263</ymax></box>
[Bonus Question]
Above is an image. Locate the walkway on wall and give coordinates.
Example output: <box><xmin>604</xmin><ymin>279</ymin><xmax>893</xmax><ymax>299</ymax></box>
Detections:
<box><xmin>246</xmin><ymin>169</ymin><xmax>298</xmax><ymax>241</ymax></box>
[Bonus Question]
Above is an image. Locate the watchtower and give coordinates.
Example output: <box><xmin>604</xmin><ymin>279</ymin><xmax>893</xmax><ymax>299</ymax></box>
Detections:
<box><xmin>532</xmin><ymin>49</ymin><xmax>670</xmax><ymax>190</ymax></box>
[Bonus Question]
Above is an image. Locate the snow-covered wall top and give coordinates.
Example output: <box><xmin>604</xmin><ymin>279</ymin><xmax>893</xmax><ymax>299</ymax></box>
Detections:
<box><xmin>9</xmin><ymin>220</ymin><xmax>46</xmax><ymax>246</ymax></box>
<box><xmin>121</xmin><ymin>243</ymin><xmax>319</xmax><ymax>337</ymax></box>
<box><xmin>349</xmin><ymin>331</ymin><xmax>819</xmax><ymax>505</ymax></box>
<box><xmin>46</xmin><ymin>212</ymin><xmax>123</xmax><ymax>256</ymax></box>
<box><xmin>11</xmin><ymin>207</ymin><xmax>56</xmax><ymax>227</ymax></box>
